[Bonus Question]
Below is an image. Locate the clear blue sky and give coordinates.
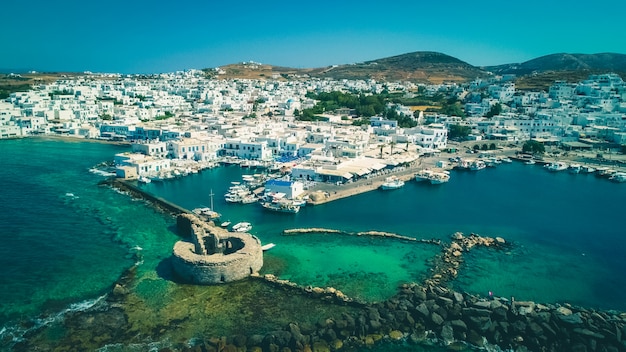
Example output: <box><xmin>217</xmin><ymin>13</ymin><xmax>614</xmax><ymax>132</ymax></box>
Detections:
<box><xmin>4</xmin><ymin>0</ymin><xmax>626</xmax><ymax>74</ymax></box>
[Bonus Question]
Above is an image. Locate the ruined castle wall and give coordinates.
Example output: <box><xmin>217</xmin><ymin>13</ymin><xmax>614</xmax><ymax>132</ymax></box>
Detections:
<box><xmin>172</xmin><ymin>214</ymin><xmax>263</xmax><ymax>284</ymax></box>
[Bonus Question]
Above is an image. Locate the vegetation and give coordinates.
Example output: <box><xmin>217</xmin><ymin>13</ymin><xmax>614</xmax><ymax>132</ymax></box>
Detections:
<box><xmin>438</xmin><ymin>97</ymin><xmax>465</xmax><ymax>117</ymax></box>
<box><xmin>243</xmin><ymin>113</ymin><xmax>257</xmax><ymax>119</ymax></box>
<box><xmin>489</xmin><ymin>143</ymin><xmax>497</xmax><ymax>150</ymax></box>
<box><xmin>620</xmin><ymin>145</ymin><xmax>626</xmax><ymax>154</ymax></box>
<box><xmin>299</xmin><ymin>91</ymin><xmax>419</xmax><ymax>127</ymax></box>
<box><xmin>155</xmin><ymin>111</ymin><xmax>174</xmax><ymax>120</ymax></box>
<box><xmin>485</xmin><ymin>103</ymin><xmax>502</xmax><ymax>118</ymax></box>
<box><xmin>0</xmin><ymin>83</ymin><xmax>32</xmax><ymax>99</ymax></box>
<box><xmin>100</xmin><ymin>113</ymin><xmax>113</xmax><ymax>121</ymax></box>
<box><xmin>522</xmin><ymin>140</ymin><xmax>545</xmax><ymax>155</ymax></box>
<box><xmin>448</xmin><ymin>124</ymin><xmax>472</xmax><ymax>140</ymax></box>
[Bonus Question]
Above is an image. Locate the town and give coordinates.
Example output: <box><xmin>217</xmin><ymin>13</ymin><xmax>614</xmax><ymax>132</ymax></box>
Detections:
<box><xmin>2</xmin><ymin>67</ymin><xmax>626</xmax><ymax>198</ymax></box>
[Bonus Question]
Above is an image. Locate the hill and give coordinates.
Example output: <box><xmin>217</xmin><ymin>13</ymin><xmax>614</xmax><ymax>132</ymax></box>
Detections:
<box><xmin>485</xmin><ymin>53</ymin><xmax>626</xmax><ymax>76</ymax></box>
<box><xmin>209</xmin><ymin>52</ymin><xmax>489</xmax><ymax>84</ymax></box>
<box><xmin>313</xmin><ymin>51</ymin><xmax>486</xmax><ymax>83</ymax></box>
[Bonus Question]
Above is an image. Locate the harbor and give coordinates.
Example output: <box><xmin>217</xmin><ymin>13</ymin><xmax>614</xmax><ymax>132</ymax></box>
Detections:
<box><xmin>3</xmin><ymin>138</ymin><xmax>626</xmax><ymax>352</ymax></box>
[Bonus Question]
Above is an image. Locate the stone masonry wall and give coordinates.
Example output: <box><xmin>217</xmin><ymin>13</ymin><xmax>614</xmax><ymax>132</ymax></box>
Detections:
<box><xmin>172</xmin><ymin>214</ymin><xmax>263</xmax><ymax>284</ymax></box>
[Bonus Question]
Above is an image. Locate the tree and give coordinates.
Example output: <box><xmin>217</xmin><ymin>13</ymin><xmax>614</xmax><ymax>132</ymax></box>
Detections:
<box><xmin>293</xmin><ymin>109</ymin><xmax>300</xmax><ymax>117</ymax></box>
<box><xmin>481</xmin><ymin>144</ymin><xmax>489</xmax><ymax>150</ymax></box>
<box><xmin>473</xmin><ymin>144</ymin><xmax>480</xmax><ymax>151</ymax></box>
<box><xmin>620</xmin><ymin>144</ymin><xmax>626</xmax><ymax>154</ymax></box>
<box><xmin>485</xmin><ymin>103</ymin><xmax>503</xmax><ymax>118</ymax></box>
<box><xmin>448</xmin><ymin>124</ymin><xmax>471</xmax><ymax>140</ymax></box>
<box><xmin>522</xmin><ymin>140</ymin><xmax>545</xmax><ymax>155</ymax></box>
<box><xmin>489</xmin><ymin>143</ymin><xmax>497</xmax><ymax>150</ymax></box>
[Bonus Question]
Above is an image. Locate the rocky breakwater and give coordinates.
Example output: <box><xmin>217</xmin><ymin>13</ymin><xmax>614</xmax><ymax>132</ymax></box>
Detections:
<box><xmin>172</xmin><ymin>214</ymin><xmax>263</xmax><ymax>284</ymax></box>
<box><xmin>425</xmin><ymin>232</ymin><xmax>508</xmax><ymax>286</ymax></box>
<box><xmin>182</xmin><ymin>283</ymin><xmax>626</xmax><ymax>352</ymax></box>
<box><xmin>283</xmin><ymin>227</ymin><xmax>441</xmax><ymax>244</ymax></box>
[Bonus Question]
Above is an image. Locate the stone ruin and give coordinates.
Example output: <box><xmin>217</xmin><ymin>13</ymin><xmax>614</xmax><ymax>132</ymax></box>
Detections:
<box><xmin>171</xmin><ymin>213</ymin><xmax>263</xmax><ymax>284</ymax></box>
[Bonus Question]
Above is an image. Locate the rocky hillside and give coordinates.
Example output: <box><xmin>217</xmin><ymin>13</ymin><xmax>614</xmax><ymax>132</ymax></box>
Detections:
<box><xmin>313</xmin><ymin>51</ymin><xmax>487</xmax><ymax>83</ymax></box>
<box><xmin>485</xmin><ymin>53</ymin><xmax>626</xmax><ymax>76</ymax></box>
<box><xmin>209</xmin><ymin>52</ymin><xmax>489</xmax><ymax>84</ymax></box>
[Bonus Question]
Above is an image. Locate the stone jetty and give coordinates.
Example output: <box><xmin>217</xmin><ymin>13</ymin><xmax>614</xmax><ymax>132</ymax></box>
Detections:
<box><xmin>283</xmin><ymin>227</ymin><xmax>440</xmax><ymax>244</ymax></box>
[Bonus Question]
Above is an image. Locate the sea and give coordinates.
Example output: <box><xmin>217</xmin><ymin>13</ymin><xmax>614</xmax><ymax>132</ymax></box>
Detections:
<box><xmin>1</xmin><ymin>137</ymin><xmax>625</xmax><ymax>351</ymax></box>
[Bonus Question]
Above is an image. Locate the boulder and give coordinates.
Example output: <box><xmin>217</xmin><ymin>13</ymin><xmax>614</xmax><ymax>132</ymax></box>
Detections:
<box><xmin>440</xmin><ymin>323</ymin><xmax>454</xmax><ymax>344</ymax></box>
<box><xmin>466</xmin><ymin>329</ymin><xmax>484</xmax><ymax>347</ymax></box>
<box><xmin>431</xmin><ymin>312</ymin><xmax>444</xmax><ymax>326</ymax></box>
<box><xmin>415</xmin><ymin>303</ymin><xmax>430</xmax><ymax>318</ymax></box>
<box><xmin>462</xmin><ymin>307</ymin><xmax>492</xmax><ymax>317</ymax></box>
<box><xmin>312</xmin><ymin>341</ymin><xmax>330</xmax><ymax>352</ymax></box>
<box><xmin>453</xmin><ymin>291</ymin><xmax>464</xmax><ymax>304</ymax></box>
<box><xmin>573</xmin><ymin>328</ymin><xmax>605</xmax><ymax>339</ymax></box>
<box><xmin>450</xmin><ymin>319</ymin><xmax>467</xmax><ymax>332</ymax></box>
<box><xmin>556</xmin><ymin>312</ymin><xmax>583</xmax><ymax>325</ymax></box>
<box><xmin>389</xmin><ymin>330</ymin><xmax>403</xmax><ymax>341</ymax></box>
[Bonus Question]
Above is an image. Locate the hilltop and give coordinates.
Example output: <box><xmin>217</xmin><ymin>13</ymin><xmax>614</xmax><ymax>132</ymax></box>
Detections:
<box><xmin>208</xmin><ymin>52</ymin><xmax>488</xmax><ymax>84</ymax></box>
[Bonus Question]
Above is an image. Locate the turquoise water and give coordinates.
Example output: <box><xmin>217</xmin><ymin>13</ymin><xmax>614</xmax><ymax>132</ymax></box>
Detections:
<box><xmin>141</xmin><ymin>160</ymin><xmax>626</xmax><ymax>311</ymax></box>
<box><xmin>1</xmin><ymin>138</ymin><xmax>626</xmax><ymax>350</ymax></box>
<box><xmin>0</xmin><ymin>138</ymin><xmax>177</xmax><ymax>336</ymax></box>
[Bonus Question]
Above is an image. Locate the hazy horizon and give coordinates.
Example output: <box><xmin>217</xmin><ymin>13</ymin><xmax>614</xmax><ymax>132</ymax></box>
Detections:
<box><xmin>4</xmin><ymin>0</ymin><xmax>626</xmax><ymax>74</ymax></box>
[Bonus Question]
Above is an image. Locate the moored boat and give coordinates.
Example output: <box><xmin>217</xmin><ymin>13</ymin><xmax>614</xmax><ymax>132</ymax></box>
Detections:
<box><xmin>380</xmin><ymin>176</ymin><xmax>405</xmax><ymax>190</ymax></box>
<box><xmin>545</xmin><ymin>161</ymin><xmax>568</xmax><ymax>172</ymax></box>
<box><xmin>609</xmin><ymin>172</ymin><xmax>626</xmax><ymax>183</ymax></box>
<box><xmin>232</xmin><ymin>222</ymin><xmax>252</xmax><ymax>232</ymax></box>
<box><xmin>261</xmin><ymin>201</ymin><xmax>300</xmax><ymax>213</ymax></box>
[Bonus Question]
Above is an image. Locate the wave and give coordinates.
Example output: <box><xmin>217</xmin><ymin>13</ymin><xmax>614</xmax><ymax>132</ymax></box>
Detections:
<box><xmin>96</xmin><ymin>339</ymin><xmax>173</xmax><ymax>352</ymax></box>
<box><xmin>0</xmin><ymin>295</ymin><xmax>107</xmax><ymax>349</ymax></box>
<box><xmin>89</xmin><ymin>168</ymin><xmax>117</xmax><ymax>177</ymax></box>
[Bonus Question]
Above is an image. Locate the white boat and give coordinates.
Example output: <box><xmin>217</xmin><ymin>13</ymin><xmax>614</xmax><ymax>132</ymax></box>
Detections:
<box><xmin>609</xmin><ymin>172</ymin><xmax>626</xmax><ymax>183</ymax></box>
<box><xmin>415</xmin><ymin>169</ymin><xmax>434</xmax><ymax>182</ymax></box>
<box><xmin>469</xmin><ymin>160</ymin><xmax>486</xmax><ymax>171</ymax></box>
<box><xmin>429</xmin><ymin>171</ymin><xmax>450</xmax><ymax>185</ymax></box>
<box><xmin>138</xmin><ymin>175</ymin><xmax>151</xmax><ymax>183</ymax></box>
<box><xmin>525</xmin><ymin>160</ymin><xmax>536</xmax><ymax>165</ymax></box>
<box><xmin>261</xmin><ymin>243</ymin><xmax>276</xmax><ymax>251</ymax></box>
<box><xmin>500</xmin><ymin>157</ymin><xmax>512</xmax><ymax>163</ymax></box>
<box><xmin>220</xmin><ymin>221</ymin><xmax>231</xmax><ymax>228</ymax></box>
<box><xmin>192</xmin><ymin>207</ymin><xmax>221</xmax><ymax>220</ymax></box>
<box><xmin>380</xmin><ymin>176</ymin><xmax>405</xmax><ymax>190</ymax></box>
<box><xmin>568</xmin><ymin>164</ymin><xmax>581</xmax><ymax>174</ymax></box>
<box><xmin>232</xmin><ymin>222</ymin><xmax>252</xmax><ymax>232</ymax></box>
<box><xmin>580</xmin><ymin>165</ymin><xmax>596</xmax><ymax>173</ymax></box>
<box><xmin>261</xmin><ymin>201</ymin><xmax>300</xmax><ymax>213</ymax></box>
<box><xmin>545</xmin><ymin>162</ymin><xmax>568</xmax><ymax>172</ymax></box>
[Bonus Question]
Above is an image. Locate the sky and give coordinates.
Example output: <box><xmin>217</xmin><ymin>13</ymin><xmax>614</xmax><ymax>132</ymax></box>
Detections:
<box><xmin>4</xmin><ymin>0</ymin><xmax>626</xmax><ymax>74</ymax></box>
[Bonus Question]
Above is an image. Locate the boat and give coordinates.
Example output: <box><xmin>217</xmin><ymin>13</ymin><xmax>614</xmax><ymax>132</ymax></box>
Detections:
<box><xmin>380</xmin><ymin>176</ymin><xmax>405</xmax><ymax>190</ymax></box>
<box><xmin>568</xmin><ymin>164</ymin><xmax>581</xmax><ymax>174</ymax></box>
<box><xmin>232</xmin><ymin>222</ymin><xmax>252</xmax><ymax>232</ymax></box>
<box><xmin>261</xmin><ymin>201</ymin><xmax>300</xmax><ymax>213</ymax></box>
<box><xmin>609</xmin><ymin>172</ymin><xmax>626</xmax><ymax>182</ymax></box>
<box><xmin>192</xmin><ymin>207</ymin><xmax>221</xmax><ymax>220</ymax></box>
<box><xmin>220</xmin><ymin>221</ymin><xmax>231</xmax><ymax>228</ymax></box>
<box><xmin>415</xmin><ymin>169</ymin><xmax>434</xmax><ymax>182</ymax></box>
<box><xmin>138</xmin><ymin>175</ymin><xmax>151</xmax><ymax>183</ymax></box>
<box><xmin>545</xmin><ymin>162</ymin><xmax>568</xmax><ymax>172</ymax></box>
<box><xmin>428</xmin><ymin>171</ymin><xmax>450</xmax><ymax>185</ymax></box>
<box><xmin>261</xmin><ymin>243</ymin><xmax>276</xmax><ymax>251</ymax></box>
<box><xmin>469</xmin><ymin>160</ymin><xmax>486</xmax><ymax>171</ymax></box>
<box><xmin>597</xmin><ymin>168</ymin><xmax>616</xmax><ymax>178</ymax></box>
<box><xmin>580</xmin><ymin>165</ymin><xmax>596</xmax><ymax>173</ymax></box>
<box><xmin>525</xmin><ymin>160</ymin><xmax>536</xmax><ymax>165</ymax></box>
<box><xmin>500</xmin><ymin>157</ymin><xmax>512</xmax><ymax>163</ymax></box>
